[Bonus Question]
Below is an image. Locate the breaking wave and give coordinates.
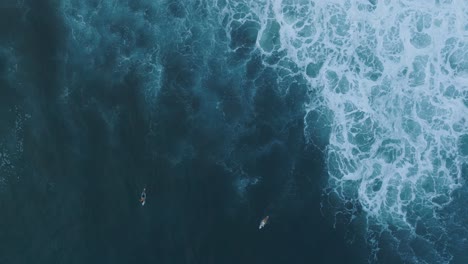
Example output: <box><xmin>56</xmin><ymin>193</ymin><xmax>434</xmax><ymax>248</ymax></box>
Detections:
<box><xmin>219</xmin><ymin>0</ymin><xmax>468</xmax><ymax>262</ymax></box>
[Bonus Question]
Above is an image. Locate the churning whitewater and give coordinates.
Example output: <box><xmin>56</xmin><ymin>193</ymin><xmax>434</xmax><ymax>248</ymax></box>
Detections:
<box><xmin>260</xmin><ymin>1</ymin><xmax>468</xmax><ymax>263</ymax></box>
<box><xmin>222</xmin><ymin>0</ymin><xmax>468</xmax><ymax>262</ymax></box>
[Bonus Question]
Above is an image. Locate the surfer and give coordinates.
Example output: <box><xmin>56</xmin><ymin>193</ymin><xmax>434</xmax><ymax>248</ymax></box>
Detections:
<box><xmin>259</xmin><ymin>215</ymin><xmax>269</xmax><ymax>229</ymax></box>
<box><xmin>139</xmin><ymin>187</ymin><xmax>146</xmax><ymax>206</ymax></box>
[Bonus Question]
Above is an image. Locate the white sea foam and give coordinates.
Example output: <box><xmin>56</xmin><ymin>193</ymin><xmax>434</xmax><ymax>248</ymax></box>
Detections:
<box><xmin>222</xmin><ymin>0</ymin><xmax>468</xmax><ymax>262</ymax></box>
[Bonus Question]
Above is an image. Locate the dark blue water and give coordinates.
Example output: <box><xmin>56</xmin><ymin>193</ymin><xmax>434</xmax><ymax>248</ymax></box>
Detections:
<box><xmin>1</xmin><ymin>1</ymin><xmax>467</xmax><ymax>264</ymax></box>
<box><xmin>0</xmin><ymin>2</ymin><xmax>366</xmax><ymax>263</ymax></box>
<box><xmin>0</xmin><ymin>1</ymin><xmax>365</xmax><ymax>263</ymax></box>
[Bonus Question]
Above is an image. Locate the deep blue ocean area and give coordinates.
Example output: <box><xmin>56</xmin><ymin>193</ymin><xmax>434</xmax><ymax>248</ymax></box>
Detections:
<box><xmin>1</xmin><ymin>1</ymin><xmax>467</xmax><ymax>263</ymax></box>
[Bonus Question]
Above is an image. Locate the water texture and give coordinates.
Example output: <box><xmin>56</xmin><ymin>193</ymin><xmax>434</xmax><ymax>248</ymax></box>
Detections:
<box><xmin>0</xmin><ymin>0</ymin><xmax>467</xmax><ymax>263</ymax></box>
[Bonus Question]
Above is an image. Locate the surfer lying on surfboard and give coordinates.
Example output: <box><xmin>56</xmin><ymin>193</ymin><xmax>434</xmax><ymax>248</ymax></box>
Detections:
<box><xmin>140</xmin><ymin>188</ymin><xmax>146</xmax><ymax>206</ymax></box>
<box><xmin>259</xmin><ymin>216</ymin><xmax>269</xmax><ymax>229</ymax></box>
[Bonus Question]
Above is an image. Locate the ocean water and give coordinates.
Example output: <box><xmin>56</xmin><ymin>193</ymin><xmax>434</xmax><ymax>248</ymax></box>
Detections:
<box><xmin>0</xmin><ymin>0</ymin><xmax>467</xmax><ymax>263</ymax></box>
